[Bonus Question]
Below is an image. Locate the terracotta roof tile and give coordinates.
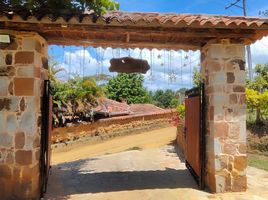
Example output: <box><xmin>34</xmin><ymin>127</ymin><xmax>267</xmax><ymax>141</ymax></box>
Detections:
<box><xmin>105</xmin><ymin>12</ymin><xmax>268</xmax><ymax>29</ymax></box>
<box><xmin>102</xmin><ymin>12</ymin><xmax>268</xmax><ymax>28</ymax></box>
<box><xmin>129</xmin><ymin>104</ymin><xmax>166</xmax><ymax>115</ymax></box>
<box><xmin>1</xmin><ymin>11</ymin><xmax>268</xmax><ymax>49</ymax></box>
<box><xmin>1</xmin><ymin>11</ymin><xmax>268</xmax><ymax>29</ymax></box>
<box><xmin>94</xmin><ymin>98</ymin><xmax>130</xmax><ymax>115</ymax></box>
<box><xmin>94</xmin><ymin>98</ymin><xmax>168</xmax><ymax>116</ymax></box>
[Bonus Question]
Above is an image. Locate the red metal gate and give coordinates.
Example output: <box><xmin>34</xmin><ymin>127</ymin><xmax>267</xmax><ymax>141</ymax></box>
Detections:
<box><xmin>185</xmin><ymin>85</ymin><xmax>206</xmax><ymax>189</ymax></box>
<box><xmin>40</xmin><ymin>80</ymin><xmax>53</xmax><ymax>198</ymax></box>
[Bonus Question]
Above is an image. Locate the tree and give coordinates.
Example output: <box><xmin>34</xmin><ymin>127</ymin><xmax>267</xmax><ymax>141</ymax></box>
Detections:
<box><xmin>248</xmin><ymin>64</ymin><xmax>268</xmax><ymax>92</ymax></box>
<box><xmin>51</xmin><ymin>76</ymin><xmax>104</xmax><ymax>126</ymax></box>
<box><xmin>246</xmin><ymin>89</ymin><xmax>268</xmax><ymax>124</ymax></box>
<box><xmin>259</xmin><ymin>91</ymin><xmax>268</xmax><ymax>118</ymax></box>
<box><xmin>0</xmin><ymin>0</ymin><xmax>119</xmax><ymax>16</ymax></box>
<box><xmin>106</xmin><ymin>73</ymin><xmax>151</xmax><ymax>104</ymax></box>
<box><xmin>151</xmin><ymin>89</ymin><xmax>179</xmax><ymax>108</ymax></box>
<box><xmin>152</xmin><ymin>89</ymin><xmax>164</xmax><ymax>107</ymax></box>
<box><xmin>87</xmin><ymin>73</ymin><xmax>111</xmax><ymax>82</ymax></box>
<box><xmin>175</xmin><ymin>88</ymin><xmax>187</xmax><ymax>104</ymax></box>
<box><xmin>170</xmin><ymin>98</ymin><xmax>179</xmax><ymax>108</ymax></box>
<box><xmin>48</xmin><ymin>58</ymin><xmax>65</xmax><ymax>83</ymax></box>
<box><xmin>162</xmin><ymin>89</ymin><xmax>176</xmax><ymax>108</ymax></box>
<box><xmin>246</xmin><ymin>64</ymin><xmax>268</xmax><ymax>124</ymax></box>
<box><xmin>193</xmin><ymin>67</ymin><xmax>201</xmax><ymax>87</ymax></box>
<box><xmin>176</xmin><ymin>104</ymin><xmax>185</xmax><ymax>118</ymax></box>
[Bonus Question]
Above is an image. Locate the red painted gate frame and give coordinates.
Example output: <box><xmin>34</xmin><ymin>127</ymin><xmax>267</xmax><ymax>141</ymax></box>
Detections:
<box><xmin>185</xmin><ymin>84</ymin><xmax>206</xmax><ymax>189</ymax></box>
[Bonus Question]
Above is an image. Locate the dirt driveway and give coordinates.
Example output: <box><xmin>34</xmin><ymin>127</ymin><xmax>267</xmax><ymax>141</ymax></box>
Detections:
<box><xmin>45</xmin><ymin>127</ymin><xmax>268</xmax><ymax>200</ymax></box>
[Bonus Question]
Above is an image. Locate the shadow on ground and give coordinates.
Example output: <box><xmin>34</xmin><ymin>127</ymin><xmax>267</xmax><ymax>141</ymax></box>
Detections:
<box><xmin>45</xmin><ymin>144</ymin><xmax>200</xmax><ymax>200</ymax></box>
<box><xmin>46</xmin><ymin>166</ymin><xmax>198</xmax><ymax>199</ymax></box>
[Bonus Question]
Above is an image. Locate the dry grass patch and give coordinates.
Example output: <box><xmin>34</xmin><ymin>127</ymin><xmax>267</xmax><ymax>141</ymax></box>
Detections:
<box><xmin>248</xmin><ymin>154</ymin><xmax>268</xmax><ymax>171</ymax></box>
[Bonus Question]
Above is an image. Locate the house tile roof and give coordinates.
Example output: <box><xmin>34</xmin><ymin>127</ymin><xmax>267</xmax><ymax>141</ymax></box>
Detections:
<box><xmin>94</xmin><ymin>98</ymin><xmax>131</xmax><ymax>116</ymax></box>
<box><xmin>129</xmin><ymin>104</ymin><xmax>166</xmax><ymax>115</ymax></box>
<box><xmin>94</xmin><ymin>98</ymin><xmax>169</xmax><ymax>117</ymax></box>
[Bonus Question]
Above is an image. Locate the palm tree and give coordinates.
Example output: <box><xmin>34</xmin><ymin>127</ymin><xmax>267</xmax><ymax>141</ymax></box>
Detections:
<box><xmin>48</xmin><ymin>59</ymin><xmax>66</xmax><ymax>83</ymax></box>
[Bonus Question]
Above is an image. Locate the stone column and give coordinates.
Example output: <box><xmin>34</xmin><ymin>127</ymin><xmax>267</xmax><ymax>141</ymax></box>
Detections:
<box><xmin>0</xmin><ymin>31</ymin><xmax>48</xmax><ymax>199</ymax></box>
<box><xmin>201</xmin><ymin>39</ymin><xmax>247</xmax><ymax>193</ymax></box>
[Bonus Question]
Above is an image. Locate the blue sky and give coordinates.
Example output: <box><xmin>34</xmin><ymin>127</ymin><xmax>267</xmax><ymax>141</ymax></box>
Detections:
<box><xmin>49</xmin><ymin>1</ymin><xmax>268</xmax><ymax>91</ymax></box>
<box><xmin>117</xmin><ymin>0</ymin><xmax>268</xmax><ymax>16</ymax></box>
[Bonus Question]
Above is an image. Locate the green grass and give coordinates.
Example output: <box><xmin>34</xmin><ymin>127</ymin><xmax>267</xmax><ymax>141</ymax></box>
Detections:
<box><xmin>125</xmin><ymin>146</ymin><xmax>143</xmax><ymax>151</ymax></box>
<box><xmin>248</xmin><ymin>153</ymin><xmax>268</xmax><ymax>171</ymax></box>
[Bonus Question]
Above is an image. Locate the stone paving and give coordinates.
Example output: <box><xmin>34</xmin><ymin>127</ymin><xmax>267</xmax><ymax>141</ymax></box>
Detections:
<box><xmin>44</xmin><ymin>145</ymin><xmax>268</xmax><ymax>200</ymax></box>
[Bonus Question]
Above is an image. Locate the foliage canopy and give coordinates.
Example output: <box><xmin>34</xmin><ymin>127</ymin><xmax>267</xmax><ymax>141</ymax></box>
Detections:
<box><xmin>0</xmin><ymin>0</ymin><xmax>119</xmax><ymax>16</ymax></box>
<box><xmin>149</xmin><ymin>89</ymin><xmax>185</xmax><ymax>109</ymax></box>
<box><xmin>193</xmin><ymin>67</ymin><xmax>201</xmax><ymax>87</ymax></box>
<box><xmin>48</xmin><ymin>60</ymin><xmax>104</xmax><ymax>126</ymax></box>
<box><xmin>106</xmin><ymin>73</ymin><xmax>151</xmax><ymax>104</ymax></box>
<box><xmin>246</xmin><ymin>64</ymin><xmax>268</xmax><ymax>124</ymax></box>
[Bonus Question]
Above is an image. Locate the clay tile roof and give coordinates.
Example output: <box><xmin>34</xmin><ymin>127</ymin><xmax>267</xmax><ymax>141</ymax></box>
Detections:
<box><xmin>94</xmin><ymin>98</ymin><xmax>131</xmax><ymax>116</ymax></box>
<box><xmin>129</xmin><ymin>104</ymin><xmax>166</xmax><ymax>115</ymax></box>
<box><xmin>1</xmin><ymin>11</ymin><xmax>268</xmax><ymax>49</ymax></box>
<box><xmin>93</xmin><ymin>98</ymin><xmax>168</xmax><ymax>116</ymax></box>
<box><xmin>101</xmin><ymin>11</ymin><xmax>268</xmax><ymax>28</ymax></box>
<box><xmin>1</xmin><ymin>11</ymin><xmax>268</xmax><ymax>29</ymax></box>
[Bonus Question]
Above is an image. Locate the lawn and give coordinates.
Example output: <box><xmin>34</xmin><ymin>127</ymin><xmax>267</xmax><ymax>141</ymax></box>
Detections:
<box><xmin>248</xmin><ymin>153</ymin><xmax>268</xmax><ymax>171</ymax></box>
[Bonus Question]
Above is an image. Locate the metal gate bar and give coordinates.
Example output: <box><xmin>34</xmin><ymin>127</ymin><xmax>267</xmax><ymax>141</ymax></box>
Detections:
<box><xmin>200</xmin><ymin>83</ymin><xmax>206</xmax><ymax>189</ymax></box>
<box><xmin>40</xmin><ymin>80</ymin><xmax>52</xmax><ymax>198</ymax></box>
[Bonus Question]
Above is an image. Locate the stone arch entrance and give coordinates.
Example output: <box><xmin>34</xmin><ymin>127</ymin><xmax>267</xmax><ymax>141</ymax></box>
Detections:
<box><xmin>1</xmin><ymin>11</ymin><xmax>268</xmax><ymax>199</ymax></box>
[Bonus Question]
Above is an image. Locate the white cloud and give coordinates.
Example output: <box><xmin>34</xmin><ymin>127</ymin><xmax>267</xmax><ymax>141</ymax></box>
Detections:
<box><xmin>250</xmin><ymin>36</ymin><xmax>268</xmax><ymax>67</ymax></box>
<box><xmin>51</xmin><ymin>35</ymin><xmax>268</xmax><ymax>91</ymax></box>
<box><xmin>54</xmin><ymin>47</ymin><xmax>200</xmax><ymax>91</ymax></box>
<box><xmin>49</xmin><ymin>34</ymin><xmax>268</xmax><ymax>91</ymax></box>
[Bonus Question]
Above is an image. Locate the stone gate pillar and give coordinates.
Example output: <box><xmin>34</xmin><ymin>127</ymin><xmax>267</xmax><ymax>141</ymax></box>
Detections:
<box><xmin>201</xmin><ymin>39</ymin><xmax>247</xmax><ymax>193</ymax></box>
<box><xmin>0</xmin><ymin>31</ymin><xmax>48</xmax><ymax>199</ymax></box>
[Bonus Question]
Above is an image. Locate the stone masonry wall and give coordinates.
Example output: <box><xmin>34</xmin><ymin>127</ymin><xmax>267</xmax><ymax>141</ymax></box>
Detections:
<box><xmin>52</xmin><ymin>112</ymin><xmax>174</xmax><ymax>149</ymax></box>
<box><xmin>201</xmin><ymin>40</ymin><xmax>247</xmax><ymax>193</ymax></box>
<box><xmin>0</xmin><ymin>30</ymin><xmax>48</xmax><ymax>200</ymax></box>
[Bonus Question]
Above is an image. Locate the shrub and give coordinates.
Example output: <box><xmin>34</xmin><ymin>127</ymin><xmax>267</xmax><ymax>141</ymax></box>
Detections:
<box><xmin>176</xmin><ymin>104</ymin><xmax>185</xmax><ymax>119</ymax></box>
<box><xmin>247</xmin><ymin>133</ymin><xmax>268</xmax><ymax>154</ymax></box>
<box><xmin>51</xmin><ymin>77</ymin><xmax>104</xmax><ymax>127</ymax></box>
<box><xmin>169</xmin><ymin>112</ymin><xmax>183</xmax><ymax>127</ymax></box>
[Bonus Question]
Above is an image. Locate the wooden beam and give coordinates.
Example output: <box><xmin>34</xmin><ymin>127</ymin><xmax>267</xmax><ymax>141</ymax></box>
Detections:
<box><xmin>47</xmin><ymin>37</ymin><xmax>200</xmax><ymax>50</ymax></box>
<box><xmin>2</xmin><ymin>21</ymin><xmax>257</xmax><ymax>39</ymax></box>
<box><xmin>40</xmin><ymin>25</ymin><xmax>256</xmax><ymax>39</ymax></box>
<box><xmin>1</xmin><ymin>20</ymin><xmax>266</xmax><ymax>50</ymax></box>
<box><xmin>126</xmin><ymin>32</ymin><xmax>130</xmax><ymax>43</ymax></box>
